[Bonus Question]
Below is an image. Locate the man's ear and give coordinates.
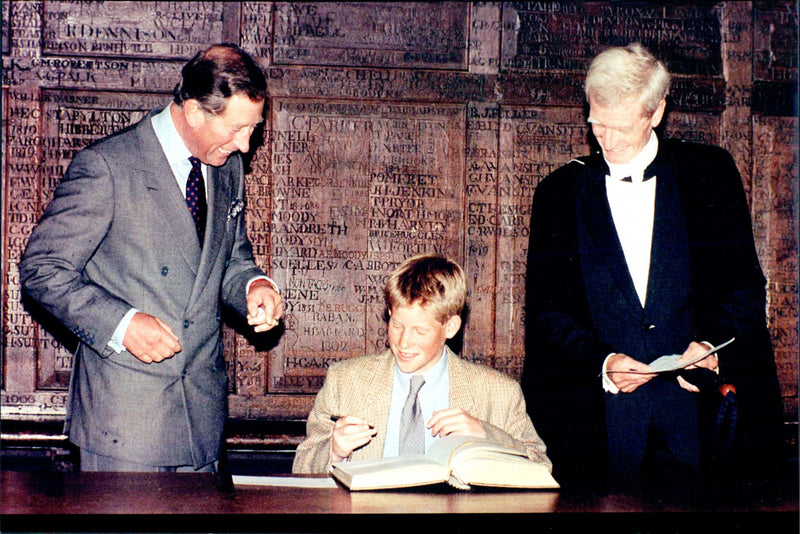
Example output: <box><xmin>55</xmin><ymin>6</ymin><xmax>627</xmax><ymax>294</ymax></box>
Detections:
<box><xmin>650</xmin><ymin>98</ymin><xmax>666</xmax><ymax>128</ymax></box>
<box><xmin>443</xmin><ymin>315</ymin><xmax>462</xmax><ymax>339</ymax></box>
<box><xmin>183</xmin><ymin>99</ymin><xmax>207</xmax><ymax>129</ymax></box>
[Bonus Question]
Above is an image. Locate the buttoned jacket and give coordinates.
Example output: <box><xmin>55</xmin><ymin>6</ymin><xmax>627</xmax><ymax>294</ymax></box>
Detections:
<box><xmin>20</xmin><ymin>108</ymin><xmax>265</xmax><ymax>467</ymax></box>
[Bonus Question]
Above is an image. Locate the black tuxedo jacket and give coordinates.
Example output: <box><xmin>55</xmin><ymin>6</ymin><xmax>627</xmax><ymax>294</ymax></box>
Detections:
<box><xmin>522</xmin><ymin>138</ymin><xmax>783</xmax><ymax>488</ymax></box>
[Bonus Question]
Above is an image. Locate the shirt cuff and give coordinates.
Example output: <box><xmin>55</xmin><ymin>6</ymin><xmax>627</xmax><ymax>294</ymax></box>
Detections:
<box><xmin>247</xmin><ymin>275</ymin><xmax>280</xmax><ymax>294</ymax></box>
<box><xmin>699</xmin><ymin>340</ymin><xmax>720</xmax><ymax>374</ymax></box>
<box><xmin>108</xmin><ymin>308</ymin><xmax>138</xmax><ymax>354</ymax></box>
<box><xmin>601</xmin><ymin>353</ymin><xmax>620</xmax><ymax>394</ymax></box>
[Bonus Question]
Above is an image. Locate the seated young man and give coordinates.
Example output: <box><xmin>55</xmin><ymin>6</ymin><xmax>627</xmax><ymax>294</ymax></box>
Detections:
<box><xmin>292</xmin><ymin>253</ymin><xmax>552</xmax><ymax>474</ymax></box>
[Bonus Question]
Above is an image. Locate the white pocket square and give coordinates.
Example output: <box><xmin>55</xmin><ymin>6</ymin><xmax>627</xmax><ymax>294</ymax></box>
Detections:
<box><xmin>227</xmin><ymin>199</ymin><xmax>244</xmax><ymax>221</ymax></box>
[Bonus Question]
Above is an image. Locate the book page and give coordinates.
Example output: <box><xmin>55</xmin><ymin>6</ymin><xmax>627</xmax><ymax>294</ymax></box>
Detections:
<box><xmin>332</xmin><ymin>455</ymin><xmax>449</xmax><ymax>490</ymax></box>
<box><xmin>426</xmin><ymin>435</ymin><xmax>476</xmax><ymax>465</ymax></box>
<box><xmin>451</xmin><ymin>454</ymin><xmax>559</xmax><ymax>489</ymax></box>
<box><xmin>426</xmin><ymin>434</ymin><xmax>527</xmax><ymax>467</ymax></box>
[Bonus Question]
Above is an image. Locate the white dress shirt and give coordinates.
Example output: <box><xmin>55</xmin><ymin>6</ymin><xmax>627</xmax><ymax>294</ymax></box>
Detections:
<box><xmin>601</xmin><ymin>132</ymin><xmax>658</xmax><ymax>393</ymax></box>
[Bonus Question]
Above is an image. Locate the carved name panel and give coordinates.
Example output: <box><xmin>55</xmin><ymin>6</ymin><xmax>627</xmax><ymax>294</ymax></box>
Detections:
<box><xmin>263</xmin><ymin>99</ymin><xmax>465</xmax><ymax>393</ymax></box>
<box><xmin>501</xmin><ymin>2</ymin><xmax>726</xmax><ymax>110</ymax></box>
<box><xmin>42</xmin><ymin>1</ymin><xmax>225</xmax><ymax>59</ymax></box>
<box><xmin>753</xmin><ymin>115</ymin><xmax>800</xmax><ymax>416</ymax></box>
<box><xmin>273</xmin><ymin>2</ymin><xmax>469</xmax><ymax>69</ymax></box>
<box><xmin>502</xmin><ymin>2</ymin><xmax>722</xmax><ymax>74</ymax></box>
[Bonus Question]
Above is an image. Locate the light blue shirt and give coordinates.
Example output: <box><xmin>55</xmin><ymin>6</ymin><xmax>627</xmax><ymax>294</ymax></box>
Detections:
<box><xmin>151</xmin><ymin>103</ymin><xmax>209</xmax><ymax>201</ymax></box>
<box><xmin>383</xmin><ymin>349</ymin><xmax>450</xmax><ymax>457</ymax></box>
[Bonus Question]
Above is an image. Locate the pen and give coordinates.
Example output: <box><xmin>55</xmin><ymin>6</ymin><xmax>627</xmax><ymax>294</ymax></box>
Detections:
<box><xmin>330</xmin><ymin>415</ymin><xmax>375</xmax><ymax>429</ymax></box>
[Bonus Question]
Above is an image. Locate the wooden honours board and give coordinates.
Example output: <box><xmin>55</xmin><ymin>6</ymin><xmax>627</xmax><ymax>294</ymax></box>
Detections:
<box><xmin>2</xmin><ymin>2</ymin><xmax>797</xmax><ymax>425</ymax></box>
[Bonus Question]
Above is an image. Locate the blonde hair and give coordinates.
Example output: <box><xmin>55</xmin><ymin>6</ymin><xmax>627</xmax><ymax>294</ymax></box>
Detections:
<box><xmin>384</xmin><ymin>254</ymin><xmax>467</xmax><ymax>324</ymax></box>
<box><xmin>584</xmin><ymin>42</ymin><xmax>670</xmax><ymax>116</ymax></box>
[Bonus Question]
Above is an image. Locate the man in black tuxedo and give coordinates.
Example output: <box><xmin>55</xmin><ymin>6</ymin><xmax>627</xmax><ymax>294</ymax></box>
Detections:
<box><xmin>522</xmin><ymin>43</ymin><xmax>784</xmax><ymax>490</ymax></box>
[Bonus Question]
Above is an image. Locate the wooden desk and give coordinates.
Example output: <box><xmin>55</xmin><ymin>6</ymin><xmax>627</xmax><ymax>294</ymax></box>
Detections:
<box><xmin>2</xmin><ymin>471</ymin><xmax>797</xmax><ymax>533</ymax></box>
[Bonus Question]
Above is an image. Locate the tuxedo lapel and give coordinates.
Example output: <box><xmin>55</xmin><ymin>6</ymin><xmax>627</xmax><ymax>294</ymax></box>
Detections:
<box><xmin>575</xmin><ymin>173</ymin><xmax>642</xmax><ymax>311</ymax></box>
<box><xmin>135</xmin><ymin>116</ymin><xmax>201</xmax><ymax>273</ymax></box>
<box><xmin>644</xmin><ymin>161</ymin><xmax>691</xmax><ymax>313</ymax></box>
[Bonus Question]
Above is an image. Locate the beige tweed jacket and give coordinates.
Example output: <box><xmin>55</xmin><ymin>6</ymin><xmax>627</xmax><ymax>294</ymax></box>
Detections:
<box><xmin>292</xmin><ymin>347</ymin><xmax>552</xmax><ymax>474</ymax></box>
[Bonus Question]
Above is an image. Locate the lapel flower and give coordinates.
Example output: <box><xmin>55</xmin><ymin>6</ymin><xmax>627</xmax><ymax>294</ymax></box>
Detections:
<box><xmin>227</xmin><ymin>199</ymin><xmax>244</xmax><ymax>221</ymax></box>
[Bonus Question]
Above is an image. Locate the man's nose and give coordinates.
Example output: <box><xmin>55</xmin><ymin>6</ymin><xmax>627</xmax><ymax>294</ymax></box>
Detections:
<box><xmin>233</xmin><ymin>129</ymin><xmax>251</xmax><ymax>153</ymax></box>
<box><xmin>602</xmin><ymin>129</ymin><xmax>621</xmax><ymax>151</ymax></box>
<box><xmin>398</xmin><ymin>330</ymin><xmax>412</xmax><ymax>349</ymax></box>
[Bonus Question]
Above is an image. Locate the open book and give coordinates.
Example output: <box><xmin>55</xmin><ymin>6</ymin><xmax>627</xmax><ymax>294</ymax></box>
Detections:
<box><xmin>330</xmin><ymin>434</ymin><xmax>559</xmax><ymax>491</ymax></box>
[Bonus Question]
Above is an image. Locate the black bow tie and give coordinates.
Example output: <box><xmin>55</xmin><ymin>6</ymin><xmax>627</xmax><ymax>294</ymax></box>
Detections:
<box><xmin>621</xmin><ymin>174</ymin><xmax>655</xmax><ymax>182</ymax></box>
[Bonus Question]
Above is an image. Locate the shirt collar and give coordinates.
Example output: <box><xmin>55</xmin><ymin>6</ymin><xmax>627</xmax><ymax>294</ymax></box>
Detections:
<box><xmin>606</xmin><ymin>131</ymin><xmax>659</xmax><ymax>182</ymax></box>
<box><xmin>151</xmin><ymin>103</ymin><xmax>192</xmax><ymax>167</ymax></box>
<box><xmin>395</xmin><ymin>347</ymin><xmax>449</xmax><ymax>390</ymax></box>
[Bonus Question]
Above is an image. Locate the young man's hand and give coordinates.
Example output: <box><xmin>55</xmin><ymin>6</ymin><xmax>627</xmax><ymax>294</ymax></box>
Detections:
<box><xmin>427</xmin><ymin>408</ymin><xmax>487</xmax><ymax>439</ymax></box>
<box><xmin>330</xmin><ymin>415</ymin><xmax>376</xmax><ymax>462</ymax></box>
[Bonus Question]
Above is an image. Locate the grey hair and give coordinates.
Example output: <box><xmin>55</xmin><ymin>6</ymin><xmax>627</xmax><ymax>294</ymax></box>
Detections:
<box><xmin>584</xmin><ymin>43</ymin><xmax>670</xmax><ymax>116</ymax></box>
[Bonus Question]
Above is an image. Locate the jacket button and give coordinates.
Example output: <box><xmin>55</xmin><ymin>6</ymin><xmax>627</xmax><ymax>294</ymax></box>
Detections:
<box><xmin>183</xmin><ymin>320</ymin><xmax>190</xmax><ymax>328</ymax></box>
<box><xmin>642</xmin><ymin>323</ymin><xmax>655</xmax><ymax>332</ymax></box>
<box><xmin>161</xmin><ymin>267</ymin><xmax>169</xmax><ymax>276</ymax></box>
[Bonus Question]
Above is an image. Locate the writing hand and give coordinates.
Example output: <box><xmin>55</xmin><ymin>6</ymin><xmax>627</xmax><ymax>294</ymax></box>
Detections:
<box><xmin>427</xmin><ymin>408</ymin><xmax>487</xmax><ymax>439</ymax></box>
<box><xmin>330</xmin><ymin>415</ymin><xmax>377</xmax><ymax>462</ymax></box>
<box><xmin>123</xmin><ymin>312</ymin><xmax>182</xmax><ymax>364</ymax></box>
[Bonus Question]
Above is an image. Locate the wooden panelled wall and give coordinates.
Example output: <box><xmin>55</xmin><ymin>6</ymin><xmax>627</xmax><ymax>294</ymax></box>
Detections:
<box><xmin>2</xmin><ymin>2</ymin><xmax>798</xmax><ymax>433</ymax></box>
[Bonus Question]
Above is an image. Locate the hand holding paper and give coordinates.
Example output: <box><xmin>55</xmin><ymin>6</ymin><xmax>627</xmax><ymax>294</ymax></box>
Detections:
<box><xmin>647</xmin><ymin>338</ymin><xmax>734</xmax><ymax>373</ymax></box>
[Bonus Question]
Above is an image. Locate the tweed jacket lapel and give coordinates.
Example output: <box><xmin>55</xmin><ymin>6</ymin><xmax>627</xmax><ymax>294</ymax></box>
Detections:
<box><xmin>356</xmin><ymin>349</ymin><xmax>395</xmax><ymax>456</ymax></box>
<box><xmin>350</xmin><ymin>348</ymin><xmax>473</xmax><ymax>460</ymax></box>
<box><xmin>333</xmin><ymin>350</ymin><xmax>394</xmax><ymax>462</ymax></box>
<box><xmin>134</xmin><ymin>113</ymin><xmax>202</xmax><ymax>273</ymax></box>
<box><xmin>446</xmin><ymin>347</ymin><xmax>478</xmax><ymax>415</ymax></box>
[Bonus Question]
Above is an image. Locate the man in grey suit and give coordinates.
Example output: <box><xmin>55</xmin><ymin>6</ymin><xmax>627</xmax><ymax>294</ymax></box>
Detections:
<box><xmin>19</xmin><ymin>44</ymin><xmax>283</xmax><ymax>472</ymax></box>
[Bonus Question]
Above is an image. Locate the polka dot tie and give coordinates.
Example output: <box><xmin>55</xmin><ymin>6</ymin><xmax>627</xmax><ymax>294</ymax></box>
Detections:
<box><xmin>186</xmin><ymin>156</ymin><xmax>207</xmax><ymax>246</ymax></box>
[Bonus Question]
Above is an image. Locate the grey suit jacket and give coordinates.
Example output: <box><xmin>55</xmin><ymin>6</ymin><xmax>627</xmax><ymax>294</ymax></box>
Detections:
<box><xmin>292</xmin><ymin>347</ymin><xmax>552</xmax><ymax>474</ymax></box>
<box><xmin>19</xmin><ymin>108</ymin><xmax>266</xmax><ymax>467</ymax></box>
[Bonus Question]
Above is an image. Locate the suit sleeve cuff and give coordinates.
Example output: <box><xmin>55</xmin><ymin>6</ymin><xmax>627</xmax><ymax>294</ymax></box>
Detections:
<box><xmin>699</xmin><ymin>340</ymin><xmax>720</xmax><ymax>374</ymax></box>
<box><xmin>247</xmin><ymin>275</ymin><xmax>280</xmax><ymax>294</ymax></box>
<box><xmin>602</xmin><ymin>353</ymin><xmax>620</xmax><ymax>394</ymax></box>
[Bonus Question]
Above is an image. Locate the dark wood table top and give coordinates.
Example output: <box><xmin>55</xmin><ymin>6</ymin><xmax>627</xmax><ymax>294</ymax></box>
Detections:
<box><xmin>2</xmin><ymin>470</ymin><xmax>797</xmax><ymax>533</ymax></box>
